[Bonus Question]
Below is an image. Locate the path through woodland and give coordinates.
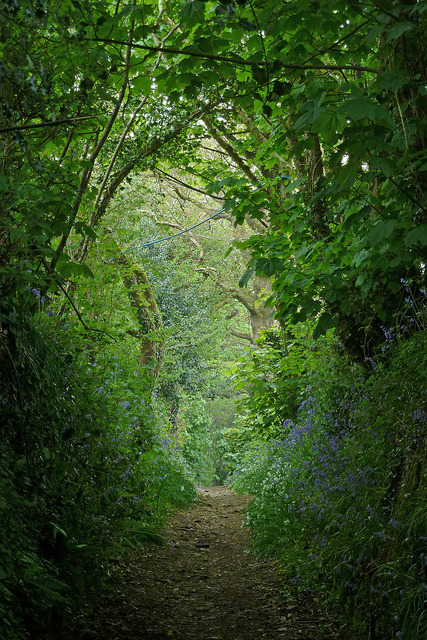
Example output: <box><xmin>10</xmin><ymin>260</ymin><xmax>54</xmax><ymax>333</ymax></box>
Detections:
<box><xmin>73</xmin><ymin>487</ymin><xmax>353</xmax><ymax>640</ymax></box>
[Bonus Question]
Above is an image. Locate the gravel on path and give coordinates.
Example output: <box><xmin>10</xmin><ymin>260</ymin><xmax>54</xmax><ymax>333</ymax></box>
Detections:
<box><xmin>73</xmin><ymin>486</ymin><xmax>352</xmax><ymax>640</ymax></box>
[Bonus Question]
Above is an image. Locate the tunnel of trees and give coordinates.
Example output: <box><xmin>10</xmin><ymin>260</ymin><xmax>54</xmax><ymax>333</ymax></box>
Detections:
<box><xmin>0</xmin><ymin>1</ymin><xmax>426</xmax><ymax>638</ymax></box>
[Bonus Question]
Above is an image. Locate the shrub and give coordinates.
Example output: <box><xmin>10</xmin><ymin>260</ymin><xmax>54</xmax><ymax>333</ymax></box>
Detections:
<box><xmin>231</xmin><ymin>330</ymin><xmax>427</xmax><ymax>640</ymax></box>
<box><xmin>181</xmin><ymin>394</ymin><xmax>215</xmax><ymax>485</ymax></box>
<box><xmin>0</xmin><ymin>300</ymin><xmax>196</xmax><ymax>639</ymax></box>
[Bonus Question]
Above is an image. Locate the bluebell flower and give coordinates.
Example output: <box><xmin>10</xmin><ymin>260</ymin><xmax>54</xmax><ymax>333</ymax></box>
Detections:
<box><xmin>413</xmin><ymin>409</ymin><xmax>426</xmax><ymax>423</ymax></box>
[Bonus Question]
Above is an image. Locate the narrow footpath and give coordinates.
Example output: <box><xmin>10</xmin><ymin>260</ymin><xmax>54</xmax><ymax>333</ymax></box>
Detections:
<box><xmin>74</xmin><ymin>486</ymin><xmax>350</xmax><ymax>640</ymax></box>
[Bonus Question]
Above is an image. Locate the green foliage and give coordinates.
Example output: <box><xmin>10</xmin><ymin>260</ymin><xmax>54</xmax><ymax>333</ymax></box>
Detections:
<box><xmin>214</xmin><ymin>424</ymin><xmax>249</xmax><ymax>484</ymax></box>
<box><xmin>206</xmin><ymin>397</ymin><xmax>237</xmax><ymax>433</ymax></box>
<box><xmin>228</xmin><ymin>325</ymin><xmax>334</xmax><ymax>440</ymax></box>
<box><xmin>181</xmin><ymin>394</ymin><xmax>215</xmax><ymax>485</ymax></box>
<box><xmin>231</xmin><ymin>329</ymin><xmax>427</xmax><ymax>640</ymax></box>
<box><xmin>105</xmin><ymin>176</ymin><xmax>242</xmax><ymax>401</ymax></box>
<box><xmin>0</xmin><ymin>301</ymin><xmax>195</xmax><ymax>639</ymax></box>
<box><xmin>169</xmin><ymin>0</ymin><xmax>426</xmax><ymax>360</ymax></box>
<box><xmin>205</xmin><ymin>397</ymin><xmax>237</xmax><ymax>484</ymax></box>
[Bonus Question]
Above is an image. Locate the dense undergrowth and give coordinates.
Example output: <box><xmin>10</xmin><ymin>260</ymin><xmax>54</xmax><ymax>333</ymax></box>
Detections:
<box><xmin>0</xmin><ymin>297</ymin><xmax>196</xmax><ymax>640</ymax></box>
<box><xmin>230</xmin><ymin>325</ymin><xmax>427</xmax><ymax>640</ymax></box>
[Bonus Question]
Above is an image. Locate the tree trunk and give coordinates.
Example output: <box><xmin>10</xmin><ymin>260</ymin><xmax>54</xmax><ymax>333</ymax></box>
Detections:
<box><xmin>113</xmin><ymin>249</ymin><xmax>164</xmax><ymax>393</ymax></box>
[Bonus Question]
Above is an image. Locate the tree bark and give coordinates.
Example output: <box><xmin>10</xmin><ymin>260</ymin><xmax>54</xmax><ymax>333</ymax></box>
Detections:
<box><xmin>197</xmin><ymin>266</ymin><xmax>274</xmax><ymax>344</ymax></box>
<box><xmin>112</xmin><ymin>248</ymin><xmax>164</xmax><ymax>392</ymax></box>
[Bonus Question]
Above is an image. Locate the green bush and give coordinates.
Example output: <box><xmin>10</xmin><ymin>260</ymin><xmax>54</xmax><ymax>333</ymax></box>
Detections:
<box><xmin>228</xmin><ymin>325</ymin><xmax>336</xmax><ymax>440</ymax></box>
<box><xmin>231</xmin><ymin>330</ymin><xmax>427</xmax><ymax>640</ymax></box>
<box><xmin>0</xmin><ymin>299</ymin><xmax>196</xmax><ymax>639</ymax></box>
<box><xmin>181</xmin><ymin>394</ymin><xmax>215</xmax><ymax>485</ymax></box>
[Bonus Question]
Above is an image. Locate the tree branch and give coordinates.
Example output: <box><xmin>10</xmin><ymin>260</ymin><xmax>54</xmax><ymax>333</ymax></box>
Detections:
<box><xmin>196</xmin><ymin>266</ymin><xmax>257</xmax><ymax>315</ymax></box>
<box><xmin>90</xmin><ymin>104</ymin><xmax>210</xmax><ymax>232</ymax></box>
<box><xmin>171</xmin><ymin>184</ymin><xmax>217</xmax><ymax>217</ymax></box>
<box><xmin>300</xmin><ymin>20</ymin><xmax>371</xmax><ymax>68</ymax></box>
<box><xmin>50</xmin><ymin>30</ymin><xmax>136</xmax><ymax>272</ymax></box>
<box><xmin>111</xmin><ymin>244</ymin><xmax>164</xmax><ymax>387</ymax></box>
<box><xmin>229</xmin><ymin>329</ymin><xmax>254</xmax><ymax>343</ymax></box>
<box><xmin>154</xmin><ymin>167</ymin><xmax>225</xmax><ymax>201</ymax></box>
<box><xmin>0</xmin><ymin>115</ymin><xmax>101</xmax><ymax>134</ymax></box>
<box><xmin>86</xmin><ymin>38</ymin><xmax>381</xmax><ymax>73</ymax></box>
<box><xmin>40</xmin><ymin>260</ymin><xmax>117</xmax><ymax>341</ymax></box>
<box><xmin>235</xmin><ymin>106</ymin><xmax>288</xmax><ymax>173</ymax></box>
<box><xmin>154</xmin><ymin>217</ymin><xmax>205</xmax><ymax>263</ymax></box>
<box><xmin>202</xmin><ymin>116</ymin><xmax>261</xmax><ymax>185</ymax></box>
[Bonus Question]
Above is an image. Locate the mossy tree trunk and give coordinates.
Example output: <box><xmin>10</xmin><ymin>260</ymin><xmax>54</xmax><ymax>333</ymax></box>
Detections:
<box><xmin>113</xmin><ymin>248</ymin><xmax>164</xmax><ymax>394</ymax></box>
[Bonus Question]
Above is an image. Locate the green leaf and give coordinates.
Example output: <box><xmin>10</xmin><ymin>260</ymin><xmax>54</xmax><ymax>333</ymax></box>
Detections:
<box><xmin>355</xmin><ymin>273</ymin><xmax>366</xmax><ymax>287</ymax></box>
<box><xmin>51</xmin><ymin>522</ymin><xmax>67</xmax><ymax>540</ymax></box>
<box><xmin>0</xmin><ymin>175</ymin><xmax>8</xmax><ymax>192</ymax></box>
<box><xmin>313</xmin><ymin>111</ymin><xmax>346</xmax><ymax>145</ymax></box>
<box><xmin>180</xmin><ymin>1</ymin><xmax>205</xmax><ymax>27</ymax></box>
<box><xmin>118</xmin><ymin>4</ymin><xmax>153</xmax><ymax>20</ymax></box>
<box><xmin>385</xmin><ymin>21</ymin><xmax>414</xmax><ymax>42</ymax></box>
<box><xmin>366</xmin><ymin>219</ymin><xmax>396</xmax><ymax>246</ymax></box>
<box><xmin>132</xmin><ymin>74</ymin><xmax>152</xmax><ymax>94</ymax></box>
<box><xmin>294</xmin><ymin>244</ymin><xmax>311</xmax><ymax>260</ymax></box>
<box><xmin>374</xmin><ymin>70</ymin><xmax>408</xmax><ymax>91</ymax></box>
<box><xmin>74</xmin><ymin>222</ymin><xmax>97</xmax><ymax>240</ymax></box>
<box><xmin>293</xmin><ymin>94</ymin><xmax>326</xmax><ymax>130</ymax></box>
<box><xmin>338</xmin><ymin>95</ymin><xmax>376</xmax><ymax>121</ymax></box>
<box><xmin>372</xmin><ymin>104</ymin><xmax>395</xmax><ymax>129</ymax></box>
<box><xmin>239</xmin><ymin>268</ymin><xmax>254</xmax><ymax>287</ymax></box>
<box><xmin>256</xmin><ymin>257</ymin><xmax>284</xmax><ymax>277</ymax></box>
<box><xmin>404</xmin><ymin>224</ymin><xmax>427</xmax><ymax>247</ymax></box>
<box><xmin>57</xmin><ymin>260</ymin><xmax>95</xmax><ymax>279</ymax></box>
<box><xmin>312</xmin><ymin>312</ymin><xmax>338</xmax><ymax>340</ymax></box>
<box><xmin>352</xmin><ymin>249</ymin><xmax>371</xmax><ymax>267</ymax></box>
<box><xmin>370</xmin><ymin>155</ymin><xmax>395</xmax><ymax>177</ymax></box>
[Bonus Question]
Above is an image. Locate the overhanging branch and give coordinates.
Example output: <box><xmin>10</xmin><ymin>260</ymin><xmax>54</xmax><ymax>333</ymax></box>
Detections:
<box><xmin>86</xmin><ymin>38</ymin><xmax>381</xmax><ymax>74</ymax></box>
<box><xmin>154</xmin><ymin>168</ymin><xmax>225</xmax><ymax>201</ymax></box>
<box><xmin>0</xmin><ymin>115</ymin><xmax>101</xmax><ymax>134</ymax></box>
<box><xmin>229</xmin><ymin>329</ymin><xmax>254</xmax><ymax>343</ymax></box>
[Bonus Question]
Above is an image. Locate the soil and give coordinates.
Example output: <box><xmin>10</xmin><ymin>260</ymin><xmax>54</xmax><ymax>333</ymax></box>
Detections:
<box><xmin>72</xmin><ymin>486</ymin><xmax>353</xmax><ymax>640</ymax></box>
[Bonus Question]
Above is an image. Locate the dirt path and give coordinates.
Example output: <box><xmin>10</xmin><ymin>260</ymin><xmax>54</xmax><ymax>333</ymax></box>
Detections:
<box><xmin>75</xmin><ymin>486</ymin><xmax>348</xmax><ymax>640</ymax></box>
